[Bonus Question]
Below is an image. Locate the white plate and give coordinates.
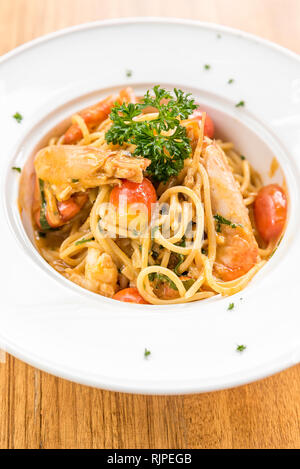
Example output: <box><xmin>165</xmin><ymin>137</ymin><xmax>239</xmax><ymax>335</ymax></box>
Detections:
<box><xmin>1</xmin><ymin>18</ymin><xmax>300</xmax><ymax>394</ymax></box>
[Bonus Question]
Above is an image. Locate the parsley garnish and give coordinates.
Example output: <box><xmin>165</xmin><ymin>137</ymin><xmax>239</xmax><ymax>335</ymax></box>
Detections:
<box><xmin>228</xmin><ymin>303</ymin><xmax>235</xmax><ymax>311</ymax></box>
<box><xmin>12</xmin><ymin>166</ymin><xmax>21</xmax><ymax>173</ymax></box>
<box><xmin>235</xmin><ymin>101</ymin><xmax>245</xmax><ymax>108</ymax></box>
<box><xmin>144</xmin><ymin>348</ymin><xmax>151</xmax><ymax>358</ymax></box>
<box><xmin>126</xmin><ymin>69</ymin><xmax>132</xmax><ymax>77</ymax></box>
<box><xmin>75</xmin><ymin>237</ymin><xmax>94</xmax><ymax>246</ymax></box>
<box><xmin>105</xmin><ymin>86</ymin><xmax>197</xmax><ymax>181</ymax></box>
<box><xmin>236</xmin><ymin>345</ymin><xmax>247</xmax><ymax>353</ymax></box>
<box><xmin>214</xmin><ymin>214</ymin><xmax>242</xmax><ymax>232</ymax></box>
<box><xmin>240</xmin><ymin>155</ymin><xmax>246</xmax><ymax>160</ymax></box>
<box><xmin>204</xmin><ymin>64</ymin><xmax>211</xmax><ymax>70</ymax></box>
<box><xmin>71</xmin><ymin>178</ymin><xmax>79</xmax><ymax>183</ymax></box>
<box><xmin>13</xmin><ymin>112</ymin><xmax>23</xmax><ymax>123</ymax></box>
<box><xmin>228</xmin><ymin>79</ymin><xmax>234</xmax><ymax>84</ymax></box>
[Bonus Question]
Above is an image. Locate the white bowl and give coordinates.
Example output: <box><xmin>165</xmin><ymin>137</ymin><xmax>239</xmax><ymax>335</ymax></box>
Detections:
<box><xmin>1</xmin><ymin>18</ymin><xmax>300</xmax><ymax>394</ymax></box>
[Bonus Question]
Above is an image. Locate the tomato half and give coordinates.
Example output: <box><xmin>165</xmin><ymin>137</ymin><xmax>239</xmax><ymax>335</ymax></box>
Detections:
<box><xmin>254</xmin><ymin>184</ymin><xmax>287</xmax><ymax>243</ymax></box>
<box><xmin>58</xmin><ymin>193</ymin><xmax>88</xmax><ymax>223</ymax></box>
<box><xmin>189</xmin><ymin>108</ymin><xmax>215</xmax><ymax>139</ymax></box>
<box><xmin>113</xmin><ymin>287</ymin><xmax>149</xmax><ymax>304</ymax></box>
<box><xmin>110</xmin><ymin>178</ymin><xmax>157</xmax><ymax>221</ymax></box>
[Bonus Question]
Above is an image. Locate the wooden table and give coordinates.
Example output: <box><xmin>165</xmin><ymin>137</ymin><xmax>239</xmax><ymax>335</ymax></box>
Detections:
<box><xmin>1</xmin><ymin>0</ymin><xmax>300</xmax><ymax>449</ymax></box>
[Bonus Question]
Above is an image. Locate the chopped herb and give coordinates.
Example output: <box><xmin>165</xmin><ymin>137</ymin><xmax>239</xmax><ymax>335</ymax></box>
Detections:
<box><xmin>182</xmin><ymin>278</ymin><xmax>195</xmax><ymax>290</ymax></box>
<box><xmin>126</xmin><ymin>69</ymin><xmax>132</xmax><ymax>78</ymax></box>
<box><xmin>228</xmin><ymin>78</ymin><xmax>234</xmax><ymax>84</ymax></box>
<box><xmin>240</xmin><ymin>155</ymin><xmax>246</xmax><ymax>160</ymax></box>
<box><xmin>12</xmin><ymin>166</ymin><xmax>21</xmax><ymax>173</ymax></box>
<box><xmin>175</xmin><ymin>236</ymin><xmax>186</xmax><ymax>248</ymax></box>
<box><xmin>269</xmin><ymin>236</ymin><xmax>283</xmax><ymax>259</ymax></box>
<box><xmin>228</xmin><ymin>303</ymin><xmax>235</xmax><ymax>311</ymax></box>
<box><xmin>75</xmin><ymin>237</ymin><xmax>94</xmax><ymax>246</ymax></box>
<box><xmin>149</xmin><ymin>273</ymin><xmax>177</xmax><ymax>290</ymax></box>
<box><xmin>174</xmin><ymin>254</ymin><xmax>185</xmax><ymax>275</ymax></box>
<box><xmin>38</xmin><ymin>231</ymin><xmax>46</xmax><ymax>238</ymax></box>
<box><xmin>204</xmin><ymin>64</ymin><xmax>211</xmax><ymax>70</ymax></box>
<box><xmin>214</xmin><ymin>214</ymin><xmax>242</xmax><ymax>231</ymax></box>
<box><xmin>105</xmin><ymin>86</ymin><xmax>197</xmax><ymax>181</ymax></box>
<box><xmin>235</xmin><ymin>101</ymin><xmax>245</xmax><ymax>108</ymax></box>
<box><xmin>269</xmin><ymin>247</ymin><xmax>278</xmax><ymax>259</ymax></box>
<box><xmin>13</xmin><ymin>112</ymin><xmax>23</xmax><ymax>123</ymax></box>
<box><xmin>39</xmin><ymin>179</ymin><xmax>52</xmax><ymax>231</ymax></box>
<box><xmin>71</xmin><ymin>178</ymin><xmax>79</xmax><ymax>183</ymax></box>
<box><xmin>236</xmin><ymin>345</ymin><xmax>247</xmax><ymax>353</ymax></box>
<box><xmin>144</xmin><ymin>348</ymin><xmax>151</xmax><ymax>358</ymax></box>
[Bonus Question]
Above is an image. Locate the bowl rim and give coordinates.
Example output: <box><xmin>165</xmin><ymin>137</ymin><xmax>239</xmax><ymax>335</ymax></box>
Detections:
<box><xmin>1</xmin><ymin>17</ymin><xmax>300</xmax><ymax>394</ymax></box>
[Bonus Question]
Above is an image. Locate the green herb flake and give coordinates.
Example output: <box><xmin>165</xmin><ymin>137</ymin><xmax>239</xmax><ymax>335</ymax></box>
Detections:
<box><xmin>182</xmin><ymin>278</ymin><xmax>195</xmax><ymax>290</ymax></box>
<box><xmin>236</xmin><ymin>345</ymin><xmax>247</xmax><ymax>353</ymax></box>
<box><xmin>240</xmin><ymin>155</ymin><xmax>246</xmax><ymax>160</ymax></box>
<box><xmin>228</xmin><ymin>78</ymin><xmax>234</xmax><ymax>84</ymax></box>
<box><xmin>204</xmin><ymin>64</ymin><xmax>211</xmax><ymax>70</ymax></box>
<box><xmin>235</xmin><ymin>101</ymin><xmax>245</xmax><ymax>108</ymax></box>
<box><xmin>214</xmin><ymin>214</ymin><xmax>243</xmax><ymax>231</ymax></box>
<box><xmin>38</xmin><ymin>179</ymin><xmax>52</xmax><ymax>231</ymax></box>
<box><xmin>13</xmin><ymin>112</ymin><xmax>23</xmax><ymax>123</ymax></box>
<box><xmin>12</xmin><ymin>166</ymin><xmax>21</xmax><ymax>173</ymax></box>
<box><xmin>126</xmin><ymin>69</ymin><xmax>133</xmax><ymax>78</ymax></box>
<box><xmin>144</xmin><ymin>348</ymin><xmax>151</xmax><ymax>359</ymax></box>
<box><xmin>149</xmin><ymin>272</ymin><xmax>177</xmax><ymax>290</ymax></box>
<box><xmin>228</xmin><ymin>303</ymin><xmax>235</xmax><ymax>311</ymax></box>
<box><xmin>174</xmin><ymin>254</ymin><xmax>185</xmax><ymax>276</ymax></box>
<box><xmin>75</xmin><ymin>237</ymin><xmax>94</xmax><ymax>246</ymax></box>
<box><xmin>105</xmin><ymin>86</ymin><xmax>197</xmax><ymax>182</ymax></box>
<box><xmin>71</xmin><ymin>178</ymin><xmax>79</xmax><ymax>183</ymax></box>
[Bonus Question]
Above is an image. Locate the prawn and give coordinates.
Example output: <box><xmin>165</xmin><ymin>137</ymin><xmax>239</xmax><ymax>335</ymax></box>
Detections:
<box><xmin>203</xmin><ymin>141</ymin><xmax>260</xmax><ymax>281</ymax></box>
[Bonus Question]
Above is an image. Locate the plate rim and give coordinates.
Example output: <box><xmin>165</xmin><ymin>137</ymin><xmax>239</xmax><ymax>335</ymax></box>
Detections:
<box><xmin>1</xmin><ymin>17</ymin><xmax>300</xmax><ymax>394</ymax></box>
<box><xmin>1</xmin><ymin>16</ymin><xmax>300</xmax><ymax>66</ymax></box>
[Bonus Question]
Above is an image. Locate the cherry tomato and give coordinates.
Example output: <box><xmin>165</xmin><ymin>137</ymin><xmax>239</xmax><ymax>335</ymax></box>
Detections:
<box><xmin>113</xmin><ymin>287</ymin><xmax>149</xmax><ymax>304</ymax></box>
<box><xmin>110</xmin><ymin>178</ymin><xmax>157</xmax><ymax>221</ymax></box>
<box><xmin>254</xmin><ymin>184</ymin><xmax>287</xmax><ymax>243</ymax></box>
<box><xmin>189</xmin><ymin>108</ymin><xmax>215</xmax><ymax>139</ymax></box>
<box><xmin>58</xmin><ymin>193</ymin><xmax>88</xmax><ymax>222</ymax></box>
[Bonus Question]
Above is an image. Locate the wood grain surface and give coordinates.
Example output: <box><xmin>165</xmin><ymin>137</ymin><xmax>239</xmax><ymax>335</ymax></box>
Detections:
<box><xmin>1</xmin><ymin>0</ymin><xmax>300</xmax><ymax>449</ymax></box>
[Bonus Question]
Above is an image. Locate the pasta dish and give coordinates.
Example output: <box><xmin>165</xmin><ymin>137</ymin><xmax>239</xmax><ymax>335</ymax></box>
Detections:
<box><xmin>19</xmin><ymin>86</ymin><xmax>287</xmax><ymax>305</ymax></box>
